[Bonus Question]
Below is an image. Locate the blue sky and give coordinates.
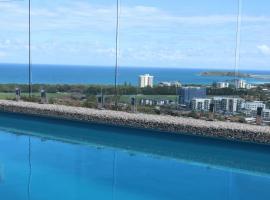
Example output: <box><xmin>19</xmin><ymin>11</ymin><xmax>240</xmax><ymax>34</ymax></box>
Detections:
<box><xmin>0</xmin><ymin>0</ymin><xmax>269</xmax><ymax>69</ymax></box>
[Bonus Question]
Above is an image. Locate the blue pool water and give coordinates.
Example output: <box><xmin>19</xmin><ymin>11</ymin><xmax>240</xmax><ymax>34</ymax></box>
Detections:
<box><xmin>0</xmin><ymin>112</ymin><xmax>270</xmax><ymax>200</ymax></box>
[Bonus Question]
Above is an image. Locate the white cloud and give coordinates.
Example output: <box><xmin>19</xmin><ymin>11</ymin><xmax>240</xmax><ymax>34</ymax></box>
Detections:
<box><xmin>0</xmin><ymin>51</ymin><xmax>7</xmax><ymax>58</ymax></box>
<box><xmin>257</xmin><ymin>44</ymin><xmax>270</xmax><ymax>55</ymax></box>
<box><xmin>1</xmin><ymin>1</ymin><xmax>270</xmax><ymax>32</ymax></box>
<box><xmin>121</xmin><ymin>47</ymin><xmax>186</xmax><ymax>63</ymax></box>
<box><xmin>0</xmin><ymin>1</ymin><xmax>269</xmax><ymax>68</ymax></box>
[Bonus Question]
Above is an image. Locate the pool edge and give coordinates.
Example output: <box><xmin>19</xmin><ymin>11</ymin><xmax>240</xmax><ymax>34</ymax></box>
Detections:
<box><xmin>0</xmin><ymin>100</ymin><xmax>269</xmax><ymax>145</ymax></box>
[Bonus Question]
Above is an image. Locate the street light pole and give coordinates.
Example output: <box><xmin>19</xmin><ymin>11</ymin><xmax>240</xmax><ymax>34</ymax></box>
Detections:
<box><xmin>28</xmin><ymin>0</ymin><xmax>32</xmax><ymax>97</ymax></box>
<box><xmin>114</xmin><ymin>0</ymin><xmax>120</xmax><ymax>109</ymax></box>
<box><xmin>234</xmin><ymin>0</ymin><xmax>242</xmax><ymax>96</ymax></box>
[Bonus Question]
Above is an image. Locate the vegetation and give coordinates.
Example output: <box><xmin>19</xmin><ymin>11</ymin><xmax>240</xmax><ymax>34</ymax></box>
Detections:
<box><xmin>0</xmin><ymin>83</ymin><xmax>269</xmax><ymax>125</ymax></box>
<box><xmin>207</xmin><ymin>86</ymin><xmax>270</xmax><ymax>103</ymax></box>
<box><xmin>0</xmin><ymin>84</ymin><xmax>180</xmax><ymax>96</ymax></box>
<box><xmin>207</xmin><ymin>88</ymin><xmax>247</xmax><ymax>96</ymax></box>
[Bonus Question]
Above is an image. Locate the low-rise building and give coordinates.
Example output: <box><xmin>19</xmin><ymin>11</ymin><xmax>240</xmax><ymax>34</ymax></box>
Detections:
<box><xmin>158</xmin><ymin>82</ymin><xmax>171</xmax><ymax>87</ymax></box>
<box><xmin>263</xmin><ymin>109</ymin><xmax>270</xmax><ymax>121</ymax></box>
<box><xmin>245</xmin><ymin>83</ymin><xmax>253</xmax><ymax>90</ymax></box>
<box><xmin>191</xmin><ymin>96</ymin><xmax>244</xmax><ymax>113</ymax></box>
<box><xmin>216</xmin><ymin>82</ymin><xmax>230</xmax><ymax>88</ymax></box>
<box><xmin>170</xmin><ymin>81</ymin><xmax>182</xmax><ymax>87</ymax></box>
<box><xmin>245</xmin><ymin>109</ymin><xmax>270</xmax><ymax>124</ymax></box>
<box><xmin>246</xmin><ymin>109</ymin><xmax>270</xmax><ymax>122</ymax></box>
<box><xmin>191</xmin><ymin>98</ymin><xmax>212</xmax><ymax>111</ymax></box>
<box><xmin>139</xmin><ymin>99</ymin><xmax>174</xmax><ymax>106</ymax></box>
<box><xmin>212</xmin><ymin>97</ymin><xmax>244</xmax><ymax>113</ymax></box>
<box><xmin>242</xmin><ymin>101</ymin><xmax>266</xmax><ymax>111</ymax></box>
<box><xmin>158</xmin><ymin>81</ymin><xmax>181</xmax><ymax>87</ymax></box>
<box><xmin>245</xmin><ymin>117</ymin><xmax>256</xmax><ymax>124</ymax></box>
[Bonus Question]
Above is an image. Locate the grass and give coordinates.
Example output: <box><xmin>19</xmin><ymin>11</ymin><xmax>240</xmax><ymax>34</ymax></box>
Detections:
<box><xmin>0</xmin><ymin>93</ymin><xmax>14</xmax><ymax>99</ymax></box>
<box><xmin>0</xmin><ymin>92</ymin><xmax>70</xmax><ymax>100</ymax></box>
<box><xmin>119</xmin><ymin>95</ymin><xmax>177</xmax><ymax>103</ymax></box>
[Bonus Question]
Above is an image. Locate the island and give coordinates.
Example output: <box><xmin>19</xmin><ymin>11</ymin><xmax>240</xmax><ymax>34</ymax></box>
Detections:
<box><xmin>200</xmin><ymin>71</ymin><xmax>270</xmax><ymax>80</ymax></box>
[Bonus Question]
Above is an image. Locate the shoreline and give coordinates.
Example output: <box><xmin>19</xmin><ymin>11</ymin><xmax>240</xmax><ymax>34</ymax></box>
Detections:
<box><xmin>0</xmin><ymin>100</ymin><xmax>270</xmax><ymax>145</ymax></box>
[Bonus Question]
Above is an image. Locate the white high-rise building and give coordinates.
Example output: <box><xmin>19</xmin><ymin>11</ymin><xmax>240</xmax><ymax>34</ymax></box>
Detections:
<box><xmin>235</xmin><ymin>79</ymin><xmax>247</xmax><ymax>89</ymax></box>
<box><xmin>139</xmin><ymin>74</ymin><xmax>154</xmax><ymax>88</ymax></box>
<box><xmin>231</xmin><ymin>79</ymin><xmax>254</xmax><ymax>89</ymax></box>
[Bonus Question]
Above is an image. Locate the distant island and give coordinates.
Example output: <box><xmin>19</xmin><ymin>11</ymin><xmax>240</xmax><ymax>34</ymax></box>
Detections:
<box><xmin>200</xmin><ymin>71</ymin><xmax>252</xmax><ymax>78</ymax></box>
<box><xmin>200</xmin><ymin>71</ymin><xmax>270</xmax><ymax>80</ymax></box>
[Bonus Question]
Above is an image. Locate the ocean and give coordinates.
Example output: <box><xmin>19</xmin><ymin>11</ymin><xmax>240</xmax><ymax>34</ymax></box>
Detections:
<box><xmin>0</xmin><ymin>64</ymin><xmax>269</xmax><ymax>85</ymax></box>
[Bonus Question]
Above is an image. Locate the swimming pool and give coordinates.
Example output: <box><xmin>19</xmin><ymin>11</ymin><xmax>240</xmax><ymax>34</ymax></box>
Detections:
<box><xmin>0</xmin><ymin>112</ymin><xmax>270</xmax><ymax>200</ymax></box>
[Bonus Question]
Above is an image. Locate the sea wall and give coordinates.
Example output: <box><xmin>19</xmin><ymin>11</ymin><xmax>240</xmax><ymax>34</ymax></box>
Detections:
<box><xmin>0</xmin><ymin>100</ymin><xmax>269</xmax><ymax>145</ymax></box>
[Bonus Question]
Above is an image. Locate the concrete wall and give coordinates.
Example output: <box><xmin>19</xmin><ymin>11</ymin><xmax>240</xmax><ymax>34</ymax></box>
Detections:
<box><xmin>0</xmin><ymin>100</ymin><xmax>270</xmax><ymax>145</ymax></box>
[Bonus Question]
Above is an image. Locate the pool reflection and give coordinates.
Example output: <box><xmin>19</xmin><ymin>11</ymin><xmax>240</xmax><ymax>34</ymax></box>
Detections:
<box><xmin>0</xmin><ymin>112</ymin><xmax>270</xmax><ymax>200</ymax></box>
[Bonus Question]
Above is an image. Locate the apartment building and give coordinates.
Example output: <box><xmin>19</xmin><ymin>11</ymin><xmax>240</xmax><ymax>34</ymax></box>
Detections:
<box><xmin>243</xmin><ymin>101</ymin><xmax>266</xmax><ymax>111</ymax></box>
<box><xmin>178</xmin><ymin>87</ymin><xmax>207</xmax><ymax>105</ymax></box>
<box><xmin>212</xmin><ymin>97</ymin><xmax>244</xmax><ymax>113</ymax></box>
<box><xmin>216</xmin><ymin>82</ymin><xmax>230</xmax><ymax>88</ymax></box>
<box><xmin>191</xmin><ymin>98</ymin><xmax>212</xmax><ymax>111</ymax></box>
<box><xmin>139</xmin><ymin>74</ymin><xmax>154</xmax><ymax>88</ymax></box>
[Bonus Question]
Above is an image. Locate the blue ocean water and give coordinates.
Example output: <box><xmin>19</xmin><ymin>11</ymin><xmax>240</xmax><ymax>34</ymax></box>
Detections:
<box><xmin>0</xmin><ymin>112</ymin><xmax>270</xmax><ymax>200</ymax></box>
<box><xmin>0</xmin><ymin>63</ymin><xmax>269</xmax><ymax>85</ymax></box>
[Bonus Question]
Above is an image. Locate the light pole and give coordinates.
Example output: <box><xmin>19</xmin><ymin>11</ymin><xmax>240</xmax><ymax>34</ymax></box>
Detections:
<box><xmin>176</xmin><ymin>85</ymin><xmax>179</xmax><ymax>110</ymax></box>
<box><xmin>234</xmin><ymin>0</ymin><xmax>242</xmax><ymax>96</ymax></box>
<box><xmin>28</xmin><ymin>0</ymin><xmax>32</xmax><ymax>97</ymax></box>
<box><xmin>114</xmin><ymin>0</ymin><xmax>120</xmax><ymax>109</ymax></box>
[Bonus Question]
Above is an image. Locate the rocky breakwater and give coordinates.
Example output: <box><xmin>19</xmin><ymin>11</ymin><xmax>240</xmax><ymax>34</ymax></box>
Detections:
<box><xmin>0</xmin><ymin>100</ymin><xmax>270</xmax><ymax>144</ymax></box>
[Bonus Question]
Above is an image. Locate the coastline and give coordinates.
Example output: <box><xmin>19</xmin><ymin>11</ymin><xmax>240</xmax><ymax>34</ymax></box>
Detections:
<box><xmin>0</xmin><ymin>100</ymin><xmax>269</xmax><ymax>145</ymax></box>
<box><xmin>1</xmin><ymin>64</ymin><xmax>270</xmax><ymax>85</ymax></box>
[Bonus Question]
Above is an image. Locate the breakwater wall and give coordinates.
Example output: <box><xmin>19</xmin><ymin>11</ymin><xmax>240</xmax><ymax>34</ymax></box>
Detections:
<box><xmin>0</xmin><ymin>100</ymin><xmax>269</xmax><ymax>145</ymax></box>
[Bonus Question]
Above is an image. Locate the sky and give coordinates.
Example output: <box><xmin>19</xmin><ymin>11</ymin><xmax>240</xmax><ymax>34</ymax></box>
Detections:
<box><xmin>0</xmin><ymin>0</ymin><xmax>269</xmax><ymax>70</ymax></box>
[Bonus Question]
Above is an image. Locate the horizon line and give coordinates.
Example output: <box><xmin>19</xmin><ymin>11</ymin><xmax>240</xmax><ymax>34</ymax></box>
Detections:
<box><xmin>0</xmin><ymin>62</ymin><xmax>269</xmax><ymax>71</ymax></box>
